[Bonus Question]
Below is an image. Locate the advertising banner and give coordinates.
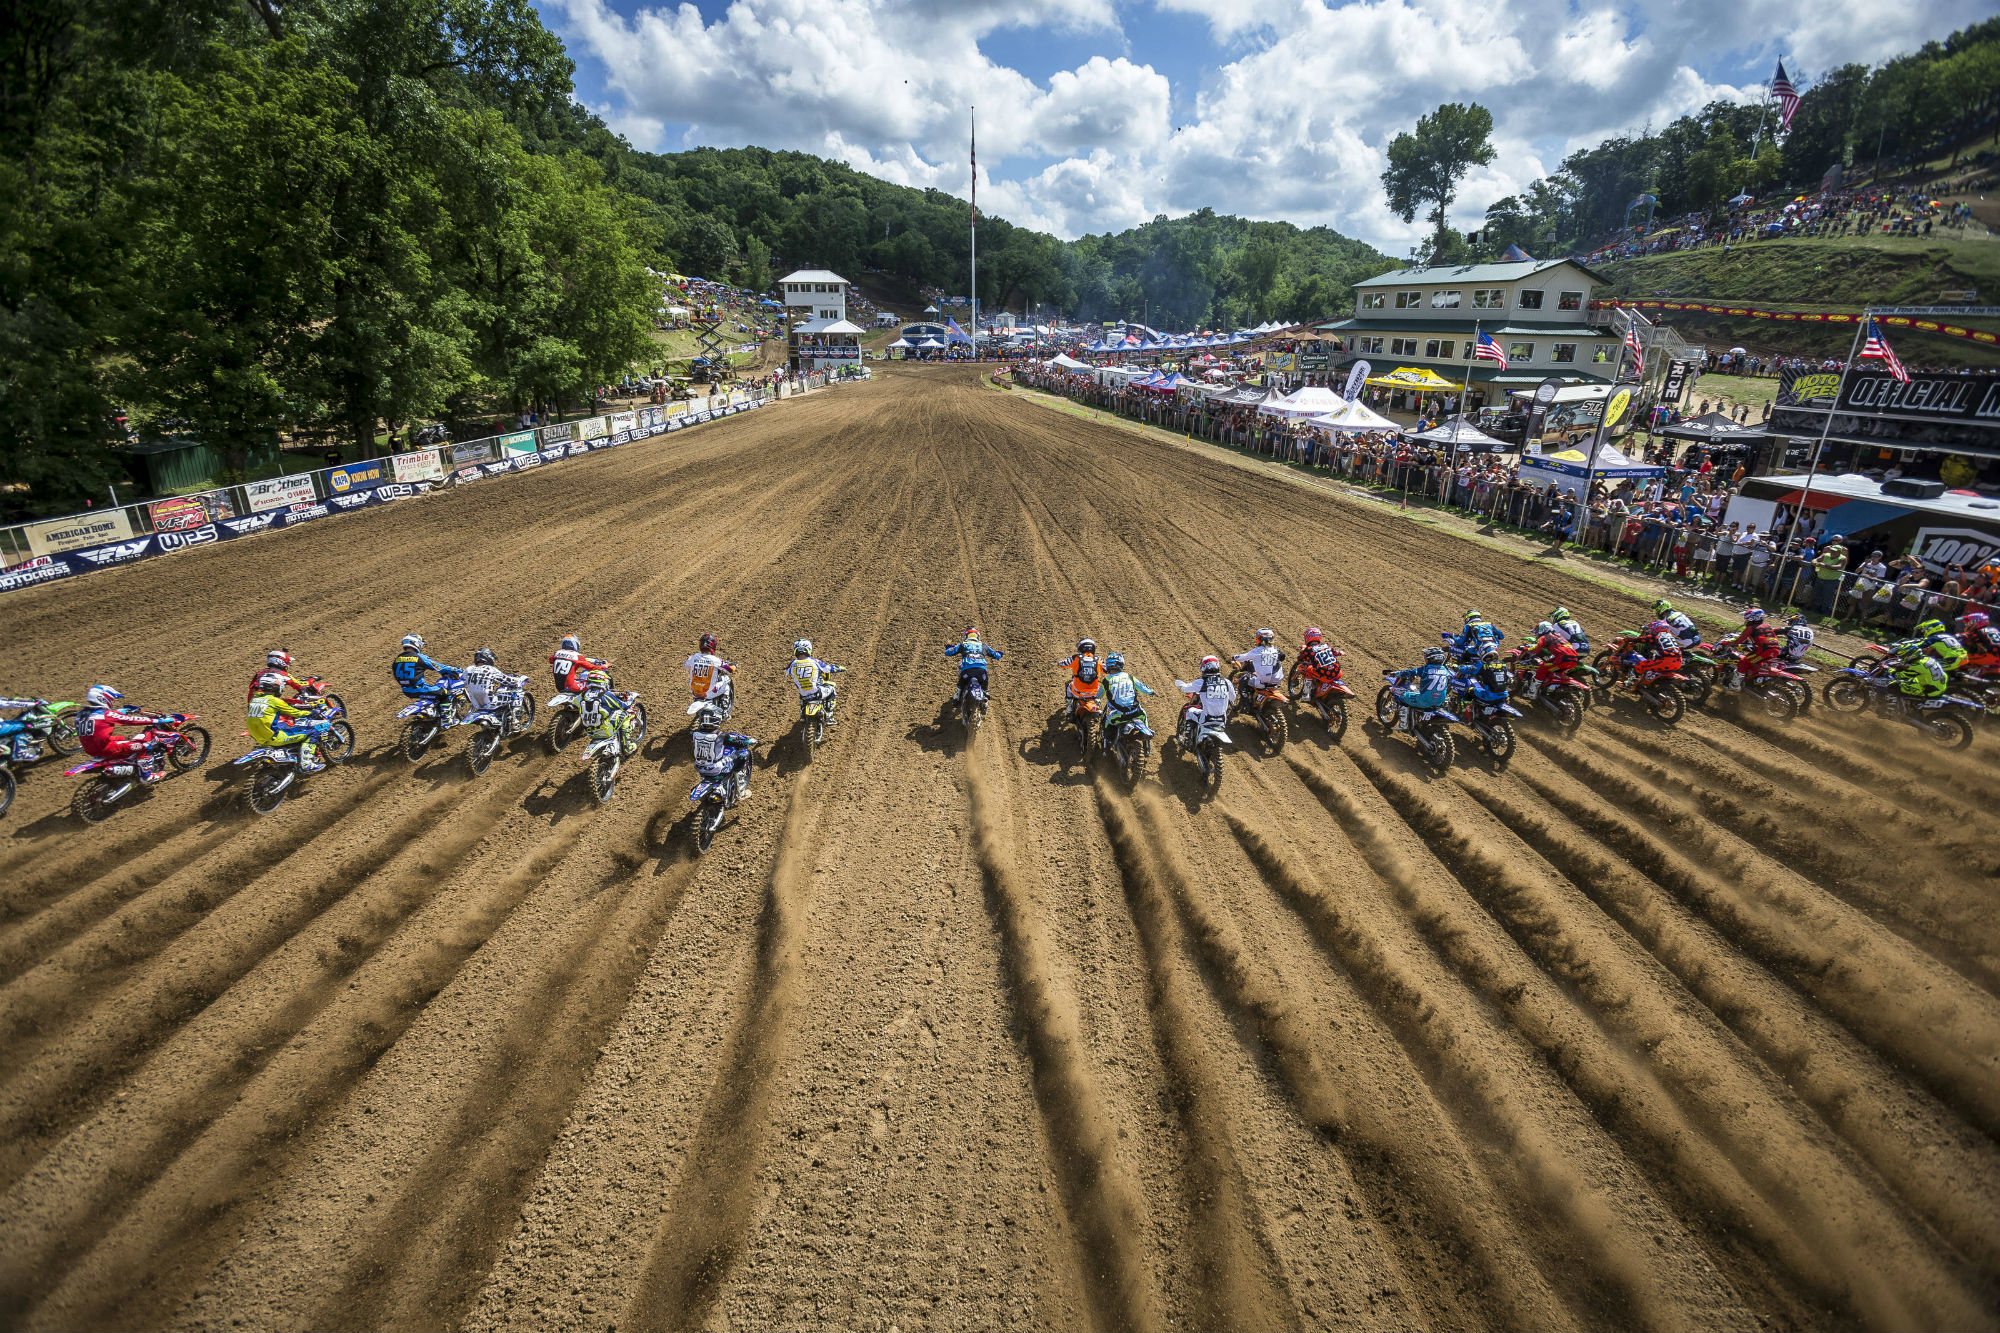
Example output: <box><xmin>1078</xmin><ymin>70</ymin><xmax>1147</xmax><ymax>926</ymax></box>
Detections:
<box><xmin>576</xmin><ymin>416</ymin><xmax>609</xmax><ymax>441</ymax></box>
<box><xmin>1660</xmin><ymin>360</ymin><xmax>1692</xmax><ymax>406</ymax></box>
<box><xmin>449</xmin><ymin>440</ymin><xmax>491</xmax><ymax>466</ymax></box>
<box><xmin>24</xmin><ymin>510</ymin><xmax>136</xmax><ymax>558</ymax></box>
<box><xmin>391</xmin><ymin>448</ymin><xmax>444</xmax><ymax>483</ymax></box>
<box><xmin>326</xmin><ymin>460</ymin><xmax>385</xmax><ymax>494</ymax></box>
<box><xmin>611</xmin><ymin>411</ymin><xmax>637</xmax><ymax>434</ymax></box>
<box><xmin>245</xmin><ymin>473</ymin><xmax>316</xmax><ymax>512</ymax></box>
<box><xmin>148</xmin><ymin>491</ymin><xmax>236</xmax><ymax>532</ymax></box>
<box><xmin>500</xmin><ymin>430</ymin><xmax>537</xmax><ymax>456</ymax></box>
<box><xmin>538</xmin><ymin>421</ymin><xmax>574</xmax><ymax>447</ymax></box>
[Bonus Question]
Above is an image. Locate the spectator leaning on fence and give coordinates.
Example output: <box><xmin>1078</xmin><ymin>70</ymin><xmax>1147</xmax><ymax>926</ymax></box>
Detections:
<box><xmin>1812</xmin><ymin>538</ymin><xmax>1849</xmax><ymax>616</ymax></box>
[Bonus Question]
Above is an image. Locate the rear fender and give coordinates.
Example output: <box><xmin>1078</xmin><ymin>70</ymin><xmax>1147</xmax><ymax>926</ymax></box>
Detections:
<box><xmin>546</xmin><ymin>692</ymin><xmax>576</xmax><ymax>710</ymax></box>
<box><xmin>584</xmin><ymin>737</ymin><xmax>615</xmax><ymax>759</ymax></box>
<box><xmin>1498</xmin><ymin>704</ymin><xmax>1525</xmax><ymax>717</ymax></box>
<box><xmin>689</xmin><ymin>780</ymin><xmax>717</xmax><ymax>804</ymax></box>
<box><xmin>396</xmin><ymin>701</ymin><xmax>431</xmax><ymax>719</ymax></box>
<box><xmin>1433</xmin><ymin>709</ymin><xmax>1462</xmax><ymax>725</ymax></box>
<box><xmin>62</xmin><ymin>760</ymin><xmax>105</xmax><ymax>776</ymax></box>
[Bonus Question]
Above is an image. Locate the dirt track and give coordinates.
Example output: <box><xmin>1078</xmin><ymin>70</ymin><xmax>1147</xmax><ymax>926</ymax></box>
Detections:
<box><xmin>2</xmin><ymin>365</ymin><xmax>1998</xmax><ymax>1332</ymax></box>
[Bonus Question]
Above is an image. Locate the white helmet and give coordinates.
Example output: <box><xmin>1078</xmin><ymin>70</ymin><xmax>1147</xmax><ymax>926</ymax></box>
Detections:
<box><xmin>694</xmin><ymin>703</ymin><xmax>724</xmax><ymax>731</ymax></box>
<box><xmin>267</xmin><ymin>649</ymin><xmax>292</xmax><ymax>669</ymax></box>
<box><xmin>794</xmin><ymin>638</ymin><xmax>813</xmax><ymax>657</ymax></box>
<box><xmin>401</xmin><ymin>634</ymin><xmax>424</xmax><ymax>651</ymax></box>
<box><xmin>85</xmin><ymin>684</ymin><xmax>123</xmax><ymax>710</ymax></box>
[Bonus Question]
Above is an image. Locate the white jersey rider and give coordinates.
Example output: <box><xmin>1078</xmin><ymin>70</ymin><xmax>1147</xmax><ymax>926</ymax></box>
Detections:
<box><xmin>1174</xmin><ymin>655</ymin><xmax>1237</xmax><ymax>740</ymax></box>
<box><xmin>684</xmin><ymin>632</ymin><xmax>735</xmax><ymax>719</ymax></box>
<box><xmin>1781</xmin><ymin>615</ymin><xmax>1815</xmax><ymax>665</ymax></box>
<box><xmin>1231</xmin><ymin>628</ymin><xmax>1286</xmax><ymax>690</ymax></box>
<box><xmin>461</xmin><ymin>649</ymin><xmax>525</xmax><ymax>712</ymax></box>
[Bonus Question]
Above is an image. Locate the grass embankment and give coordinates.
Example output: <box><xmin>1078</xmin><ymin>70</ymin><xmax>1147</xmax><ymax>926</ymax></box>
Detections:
<box><xmin>1597</xmin><ymin>236</ymin><xmax>2000</xmax><ymax>364</ymax></box>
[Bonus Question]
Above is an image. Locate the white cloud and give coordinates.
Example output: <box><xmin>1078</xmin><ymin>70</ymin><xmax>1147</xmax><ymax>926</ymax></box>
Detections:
<box><xmin>548</xmin><ymin>0</ymin><xmax>1998</xmax><ymax>253</ymax></box>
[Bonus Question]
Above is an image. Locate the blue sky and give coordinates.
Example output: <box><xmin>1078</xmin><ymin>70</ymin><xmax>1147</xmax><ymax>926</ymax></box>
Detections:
<box><xmin>536</xmin><ymin>0</ymin><xmax>1998</xmax><ymax>252</ymax></box>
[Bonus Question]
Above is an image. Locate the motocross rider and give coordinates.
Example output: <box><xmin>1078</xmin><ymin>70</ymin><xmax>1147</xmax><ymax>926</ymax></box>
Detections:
<box><xmin>784</xmin><ymin>639</ymin><xmax>845</xmax><ymax>725</ymax></box>
<box><xmin>1287</xmin><ymin>627</ymin><xmax>1344</xmax><ymax>695</ymax></box>
<box><xmin>576</xmin><ymin>668</ymin><xmax>636</xmax><ymax>753</ymax></box>
<box><xmin>0</xmin><ymin>697</ymin><xmax>39</xmax><ymax>764</ymax></box>
<box><xmin>1912</xmin><ymin>619</ymin><xmax>1968</xmax><ymax>674</ymax></box>
<box><xmin>551</xmin><ymin>635</ymin><xmax>611</xmax><ymax>695</ymax></box>
<box><xmin>463</xmin><ymin>648</ymin><xmax>526</xmax><ymax>718</ymax></box>
<box><xmin>1099</xmin><ymin>653</ymin><xmax>1155</xmax><ymax>751</ymax></box>
<box><xmin>1448</xmin><ymin>611</ymin><xmax>1505</xmax><ymax>664</ymax></box>
<box><xmin>1055</xmin><ymin>639</ymin><xmax>1104</xmax><ymax>723</ymax></box>
<box><xmin>1955</xmin><ymin>611</ymin><xmax>2000</xmax><ymax>669</ymax></box>
<box><xmin>1389</xmin><ymin>648</ymin><xmax>1454</xmax><ymax>732</ymax></box>
<box><xmin>691</xmin><ymin>702</ymin><xmax>757</xmax><ymax>801</ymax></box>
<box><xmin>246</xmin><ymin>676</ymin><xmax>325</xmax><ymax>773</ymax></box>
<box><xmin>1453</xmin><ymin>644</ymin><xmax>1513</xmax><ymax>708</ymax></box>
<box><xmin>1231</xmin><ymin>629</ymin><xmax>1286</xmax><ymax>701</ymax></box>
<box><xmin>76</xmin><ymin>685</ymin><xmax>172</xmax><ymax>784</ymax></box>
<box><xmin>1888</xmin><ymin>642</ymin><xmax>1950</xmax><ymax>703</ymax></box>
<box><xmin>1549</xmin><ymin>606</ymin><xmax>1589</xmax><ymax>654</ymax></box>
<box><xmin>1623</xmin><ymin>619</ymin><xmax>1687</xmax><ymax>682</ymax></box>
<box><xmin>685</xmin><ymin>633</ymin><xmax>735</xmax><ymax>720</ymax></box>
<box><xmin>945</xmin><ymin>628</ymin><xmax>1003</xmax><ymax>706</ymax></box>
<box><xmin>1515</xmin><ymin>622</ymin><xmax>1582</xmax><ymax>695</ymax></box>
<box><xmin>1717</xmin><ymin>608</ymin><xmax>1780</xmax><ymax>681</ymax></box>
<box><xmin>247</xmin><ymin>649</ymin><xmax>307</xmax><ymax>702</ymax></box>
<box><xmin>1173</xmin><ymin>656</ymin><xmax>1236</xmax><ymax>746</ymax></box>
<box><xmin>393</xmin><ymin>635</ymin><xmax>464</xmax><ymax>724</ymax></box>
<box><xmin>1780</xmin><ymin>614</ymin><xmax>1816</xmax><ymax>667</ymax></box>
<box><xmin>1652</xmin><ymin>601</ymin><xmax>1702</xmax><ymax>649</ymax></box>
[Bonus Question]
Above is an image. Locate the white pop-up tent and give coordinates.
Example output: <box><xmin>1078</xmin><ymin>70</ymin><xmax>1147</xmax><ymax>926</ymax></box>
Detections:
<box><xmin>1045</xmin><ymin>353</ymin><xmax>1092</xmax><ymax>371</ymax></box>
<box><xmin>1258</xmin><ymin>385</ymin><xmax>1345</xmax><ymax>418</ymax></box>
<box><xmin>1307</xmin><ymin>398</ymin><xmax>1400</xmax><ymax>432</ymax></box>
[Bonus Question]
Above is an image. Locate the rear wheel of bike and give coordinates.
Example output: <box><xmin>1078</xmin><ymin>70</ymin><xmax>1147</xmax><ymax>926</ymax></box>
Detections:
<box><xmin>1684</xmin><ymin>663</ymin><xmax>1716</xmax><ymax>708</ymax></box>
<box><xmin>1199</xmin><ymin>738</ymin><xmax>1223</xmax><ymax>793</ymax></box>
<box><xmin>591</xmin><ymin>753</ymin><xmax>618</xmax><ymax>803</ymax></box>
<box><xmin>548</xmin><ymin>709</ymin><xmax>578</xmax><ymax>753</ymax></box>
<box><xmin>168</xmin><ymin>726</ymin><xmax>210</xmax><ymax>771</ymax></box>
<box><xmin>1924</xmin><ymin>712</ymin><xmax>1974</xmax><ymax>751</ymax></box>
<box><xmin>1324</xmin><ymin>698</ymin><xmax>1348</xmax><ymax>741</ymax></box>
<box><xmin>517</xmin><ymin>693</ymin><xmax>537</xmax><ymax>728</ymax></box>
<box><xmin>466</xmin><ymin>727</ymin><xmax>499</xmax><ymax>777</ymax></box>
<box><xmin>49</xmin><ymin>715</ymin><xmax>81</xmax><ymax>755</ymax></box>
<box><xmin>1590</xmin><ymin>650</ymin><xmax>1619</xmax><ymax>703</ymax></box>
<box><xmin>1257</xmin><ymin>701</ymin><xmax>1288</xmax><ymax>751</ymax></box>
<box><xmin>1551</xmin><ymin>693</ymin><xmax>1583</xmax><ymax>734</ymax></box>
<box><xmin>696</xmin><ymin>797</ymin><xmax>725</xmax><ymax>853</ymax></box>
<box><xmin>1421</xmin><ymin>726</ymin><xmax>1455</xmax><ymax>772</ymax></box>
<box><xmin>1483</xmin><ymin>720</ymin><xmax>1515</xmax><ymax>762</ymax></box>
<box><xmin>322</xmin><ymin>693</ymin><xmax>347</xmax><ymax>718</ymax></box>
<box><xmin>1849</xmin><ymin>650</ymin><xmax>1887</xmax><ymax>670</ymax></box>
<box><xmin>1374</xmin><ymin>684</ymin><xmax>1397</xmax><ymax>728</ymax></box>
<box><xmin>402</xmin><ymin>719</ymin><xmax>436</xmax><ymax>762</ymax></box>
<box><xmin>1756</xmin><ymin>682</ymin><xmax>1799</xmax><ymax>722</ymax></box>
<box><xmin>72</xmin><ymin>777</ymin><xmax>117</xmax><ymax>824</ymax></box>
<box><xmin>1822</xmin><ymin>678</ymin><xmax>1869</xmax><ymax>713</ymax></box>
<box><xmin>1645</xmin><ymin>682</ymin><xmax>1685</xmax><ymax>724</ymax></box>
<box><xmin>322</xmin><ymin>720</ymin><xmax>356</xmax><ymax>764</ymax></box>
<box><xmin>1787</xmin><ymin>680</ymin><xmax>1813</xmax><ymax>713</ymax></box>
<box><xmin>247</xmin><ymin>766</ymin><xmax>291</xmax><ymax>815</ymax></box>
<box><xmin>0</xmin><ymin>767</ymin><xmax>14</xmax><ymax>818</ymax></box>
<box><xmin>1123</xmin><ymin>742</ymin><xmax>1147</xmax><ymax>788</ymax></box>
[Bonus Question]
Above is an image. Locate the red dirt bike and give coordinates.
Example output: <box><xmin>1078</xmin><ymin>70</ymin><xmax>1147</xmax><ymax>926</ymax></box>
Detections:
<box><xmin>64</xmin><ymin>712</ymin><xmax>211</xmax><ymax>822</ymax></box>
<box><xmin>1591</xmin><ymin>637</ymin><xmax>1693</xmax><ymax>724</ymax></box>
<box><xmin>1502</xmin><ymin>649</ymin><xmax>1587</xmax><ymax>733</ymax></box>
<box><xmin>1231</xmin><ymin>672</ymin><xmax>1289</xmax><ymax>750</ymax></box>
<box><xmin>1287</xmin><ymin>651</ymin><xmax>1353</xmax><ymax>739</ymax></box>
<box><xmin>1705</xmin><ymin>653</ymin><xmax>1810</xmax><ymax>722</ymax></box>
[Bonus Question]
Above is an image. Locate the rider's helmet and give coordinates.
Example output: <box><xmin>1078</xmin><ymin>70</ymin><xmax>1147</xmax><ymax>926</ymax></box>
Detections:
<box><xmin>559</xmin><ymin>635</ymin><xmax>580</xmax><ymax>653</ymax></box>
<box><xmin>1104</xmin><ymin>652</ymin><xmax>1125</xmax><ymax>672</ymax></box>
<box><xmin>1742</xmin><ymin>607</ymin><xmax>1767</xmax><ymax>627</ymax></box>
<box><xmin>964</xmin><ymin>626</ymin><xmax>980</xmax><ymax>641</ymax></box>
<box><xmin>267</xmin><ymin>649</ymin><xmax>292</xmax><ymax>670</ymax></box>
<box><xmin>254</xmin><ymin>675</ymin><xmax>284</xmax><ymax>697</ymax></box>
<box><xmin>1552</xmin><ymin>605</ymin><xmax>1572</xmax><ymax>623</ymax></box>
<box><xmin>1302</xmin><ymin>627</ymin><xmax>1324</xmax><ymax>645</ymax></box>
<box><xmin>401</xmin><ymin>634</ymin><xmax>424</xmax><ymax>651</ymax></box>
<box><xmin>1646</xmin><ymin>619</ymin><xmax>1673</xmax><ymax>637</ymax></box>
<box><xmin>473</xmin><ymin>648</ymin><xmax>496</xmax><ymax>666</ymax></box>
<box><xmin>1076</xmin><ymin>638</ymin><xmax>1096</xmax><ymax>656</ymax></box>
<box><xmin>1652</xmin><ymin>599</ymin><xmax>1673</xmax><ymax>616</ymax></box>
<box><xmin>1478</xmin><ymin>643</ymin><xmax>1501</xmax><ymax>662</ymax></box>
<box><xmin>1535</xmin><ymin>620</ymin><xmax>1556</xmax><ymax>638</ymax></box>
<box><xmin>1464</xmin><ymin>609</ymin><xmax>1485</xmax><ymax>625</ymax></box>
<box><xmin>693</xmin><ymin>703</ymin><xmax>723</xmax><ymax>731</ymax></box>
<box><xmin>579</xmin><ymin>669</ymin><xmax>611</xmax><ymax>693</ymax></box>
<box><xmin>1424</xmin><ymin>646</ymin><xmax>1448</xmax><ymax>665</ymax></box>
<box><xmin>85</xmin><ymin>685</ymin><xmax>123</xmax><ymax>709</ymax></box>
<box><xmin>1255</xmin><ymin>628</ymin><xmax>1275</xmax><ymax>646</ymax></box>
<box><xmin>1958</xmin><ymin>611</ymin><xmax>1991</xmax><ymax>633</ymax></box>
<box><xmin>1199</xmin><ymin>654</ymin><xmax>1222</xmax><ymax>676</ymax></box>
<box><xmin>794</xmin><ymin>638</ymin><xmax>813</xmax><ymax>658</ymax></box>
<box><xmin>699</xmin><ymin>633</ymin><xmax>717</xmax><ymax>655</ymax></box>
<box><xmin>1915</xmin><ymin>618</ymin><xmax>1948</xmax><ymax>640</ymax></box>
<box><xmin>1786</xmin><ymin>613</ymin><xmax>1809</xmax><ymax>629</ymax></box>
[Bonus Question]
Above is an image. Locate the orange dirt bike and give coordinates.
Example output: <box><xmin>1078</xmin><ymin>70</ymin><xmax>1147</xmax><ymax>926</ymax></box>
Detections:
<box><xmin>1231</xmin><ymin>672</ymin><xmax>1289</xmax><ymax>750</ymax></box>
<box><xmin>1287</xmin><ymin>652</ymin><xmax>1352</xmax><ymax>739</ymax></box>
<box><xmin>1591</xmin><ymin>637</ymin><xmax>1693</xmax><ymax>724</ymax></box>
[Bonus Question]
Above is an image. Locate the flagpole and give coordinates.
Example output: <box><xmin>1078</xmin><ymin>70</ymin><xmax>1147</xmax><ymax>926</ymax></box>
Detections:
<box><xmin>969</xmin><ymin>107</ymin><xmax>978</xmax><ymax>361</ymax></box>
<box><xmin>1773</xmin><ymin>310</ymin><xmax>1867</xmax><ymax>607</ymax></box>
<box><xmin>1570</xmin><ymin>308</ymin><xmax>1634</xmax><ymax>545</ymax></box>
<box><xmin>1750</xmin><ymin>56</ymin><xmax>1777</xmax><ymax>158</ymax></box>
<box><xmin>1452</xmin><ymin>322</ymin><xmax>1476</xmax><ymax>465</ymax></box>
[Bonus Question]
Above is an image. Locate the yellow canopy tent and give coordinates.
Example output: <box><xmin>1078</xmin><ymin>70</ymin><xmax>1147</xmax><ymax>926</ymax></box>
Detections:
<box><xmin>1365</xmin><ymin>367</ymin><xmax>1460</xmax><ymax>391</ymax></box>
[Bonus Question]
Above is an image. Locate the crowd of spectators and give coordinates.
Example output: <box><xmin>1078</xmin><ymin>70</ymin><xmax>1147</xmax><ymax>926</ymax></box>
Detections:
<box><xmin>1582</xmin><ymin>179</ymin><xmax>1987</xmax><ymax>265</ymax></box>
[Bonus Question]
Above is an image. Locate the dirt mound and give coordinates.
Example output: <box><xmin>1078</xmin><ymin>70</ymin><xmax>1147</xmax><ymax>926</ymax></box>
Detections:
<box><xmin>2</xmin><ymin>366</ymin><xmax>1996</xmax><ymax>1330</ymax></box>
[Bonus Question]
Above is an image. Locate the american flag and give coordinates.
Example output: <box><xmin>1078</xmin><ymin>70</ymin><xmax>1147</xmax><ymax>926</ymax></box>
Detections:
<box><xmin>1771</xmin><ymin>61</ymin><xmax>1801</xmax><ymax>133</ymax></box>
<box><xmin>1860</xmin><ymin>319</ymin><xmax>1910</xmax><ymax>384</ymax></box>
<box><xmin>1473</xmin><ymin>330</ymin><xmax>1507</xmax><ymax>370</ymax></box>
<box><xmin>1623</xmin><ymin>318</ymin><xmax>1645</xmax><ymax>376</ymax></box>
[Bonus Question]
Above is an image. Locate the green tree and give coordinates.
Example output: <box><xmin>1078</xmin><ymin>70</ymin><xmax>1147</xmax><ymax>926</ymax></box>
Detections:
<box><xmin>741</xmin><ymin>233</ymin><xmax>772</xmax><ymax>293</ymax></box>
<box><xmin>1381</xmin><ymin>102</ymin><xmax>1496</xmax><ymax>249</ymax></box>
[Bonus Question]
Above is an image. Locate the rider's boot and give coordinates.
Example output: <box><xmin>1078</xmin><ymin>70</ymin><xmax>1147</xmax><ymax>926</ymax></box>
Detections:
<box><xmin>300</xmin><ymin>739</ymin><xmax>324</xmax><ymax>774</ymax></box>
<box><xmin>137</xmin><ymin>752</ymin><xmax>165</xmax><ymax>785</ymax></box>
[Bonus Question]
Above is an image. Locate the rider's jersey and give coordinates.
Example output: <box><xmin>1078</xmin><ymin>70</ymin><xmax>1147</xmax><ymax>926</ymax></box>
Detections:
<box><xmin>393</xmin><ymin>650</ymin><xmax>457</xmax><ymax>693</ymax></box>
<box><xmin>1450</xmin><ymin>623</ymin><xmax>1504</xmax><ymax>659</ymax></box>
<box><xmin>685</xmin><ymin>652</ymin><xmax>732</xmax><ymax>700</ymax></box>
<box><xmin>691</xmin><ymin>729</ymin><xmax>752</xmax><ymax>777</ymax></box>
<box><xmin>1781</xmin><ymin>623</ymin><xmax>1815</xmax><ymax>664</ymax></box>
<box><xmin>1174</xmin><ymin>676</ymin><xmax>1236</xmax><ymax>721</ymax></box>
<box><xmin>1663</xmin><ymin>611</ymin><xmax>1700</xmax><ymax>646</ymax></box>
<box><xmin>1552</xmin><ymin>617</ymin><xmax>1589</xmax><ymax>652</ymax></box>
<box><xmin>1394</xmin><ymin>663</ymin><xmax>1453</xmax><ymax>709</ymax></box>
<box><xmin>1103</xmin><ymin>671</ymin><xmax>1155</xmax><ymax>712</ymax></box>
<box><xmin>551</xmin><ymin>649</ymin><xmax>608</xmax><ymax>693</ymax></box>
<box><xmin>78</xmin><ymin>706</ymin><xmax>157</xmax><ymax>757</ymax></box>
<box><xmin>1058</xmin><ymin>653</ymin><xmax>1102</xmax><ymax>696</ymax></box>
<box><xmin>785</xmin><ymin>658</ymin><xmax>837</xmax><ymax>698</ymax></box>
<box><xmin>1894</xmin><ymin>655</ymin><xmax>1949</xmax><ymax>698</ymax></box>
<box><xmin>1297</xmin><ymin>642</ymin><xmax>1342</xmax><ymax>677</ymax></box>
<box><xmin>462</xmin><ymin>664</ymin><xmax>523</xmax><ymax>712</ymax></box>
<box><xmin>946</xmin><ymin>639</ymin><xmax>1002</xmax><ymax>670</ymax></box>
<box><xmin>1232</xmin><ymin>645</ymin><xmax>1284</xmax><ymax>687</ymax></box>
<box><xmin>246</xmin><ymin>694</ymin><xmax>312</xmax><ymax>745</ymax></box>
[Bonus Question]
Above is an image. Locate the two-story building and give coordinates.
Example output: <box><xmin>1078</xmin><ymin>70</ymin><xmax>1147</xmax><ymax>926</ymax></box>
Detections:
<box><xmin>780</xmin><ymin>269</ymin><xmax>851</xmax><ymax>322</ymax></box>
<box><xmin>780</xmin><ymin>268</ymin><xmax>863</xmax><ymax>372</ymax></box>
<box><xmin>1320</xmin><ymin>259</ymin><xmax>1621</xmax><ymax>406</ymax></box>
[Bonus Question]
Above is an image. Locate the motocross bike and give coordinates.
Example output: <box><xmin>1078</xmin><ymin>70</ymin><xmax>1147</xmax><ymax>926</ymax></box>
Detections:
<box><xmin>465</xmin><ymin>676</ymin><xmax>536</xmax><ymax>777</ymax></box>
<box><xmin>579</xmin><ymin>692</ymin><xmax>646</xmax><ymax>802</ymax></box>
<box><xmin>956</xmin><ymin>668</ymin><xmax>991</xmax><ymax>736</ymax></box>
<box><xmin>1287</xmin><ymin>656</ymin><xmax>1353</xmax><ymax>739</ymax></box>
<box><xmin>12</xmin><ymin>699</ymin><xmax>82</xmax><ymax>760</ymax></box>
<box><xmin>1502</xmin><ymin>652</ymin><xmax>1587</xmax><ymax>734</ymax></box>
<box><xmin>1063</xmin><ymin>693</ymin><xmax>1104</xmax><ymax>757</ymax></box>
<box><xmin>237</xmin><ymin>716</ymin><xmax>356</xmax><ymax>814</ymax></box>
<box><xmin>1704</xmin><ymin>656</ymin><xmax>1808</xmax><ymax>722</ymax></box>
<box><xmin>545</xmin><ymin>662</ymin><xmax>621</xmax><ymax>753</ymax></box>
<box><xmin>794</xmin><ymin>673</ymin><xmax>843</xmax><ymax>763</ymax></box>
<box><xmin>1375</xmin><ymin>674</ymin><xmax>1458</xmax><ymax>772</ymax></box>
<box><xmin>690</xmin><ymin>758</ymin><xmax>749</xmax><ymax>854</ymax></box>
<box><xmin>1450</xmin><ymin>669</ymin><xmax>1524</xmax><ymax>762</ymax></box>
<box><xmin>397</xmin><ymin>678</ymin><xmax>468</xmax><ymax>762</ymax></box>
<box><xmin>1231</xmin><ymin>672</ymin><xmax>1289</xmax><ymax>751</ymax></box>
<box><xmin>1592</xmin><ymin>640</ymin><xmax>1691</xmax><ymax>724</ymax></box>
<box><xmin>1100</xmin><ymin>709</ymin><xmax>1154</xmax><ymax>786</ymax></box>
<box><xmin>65</xmin><ymin>713</ymin><xmax>210</xmax><ymax>823</ymax></box>
<box><xmin>1667</xmin><ymin>641</ymin><xmax>1725</xmax><ymax>708</ymax></box>
<box><xmin>1820</xmin><ymin>665</ymin><xmax>1982</xmax><ymax>750</ymax></box>
<box><xmin>1175</xmin><ymin>702</ymin><xmax>1232</xmax><ymax>792</ymax></box>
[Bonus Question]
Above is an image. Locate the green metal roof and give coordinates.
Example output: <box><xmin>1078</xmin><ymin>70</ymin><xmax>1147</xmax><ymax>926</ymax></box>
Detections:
<box><xmin>1352</xmin><ymin>258</ymin><xmax>1610</xmax><ymax>288</ymax></box>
